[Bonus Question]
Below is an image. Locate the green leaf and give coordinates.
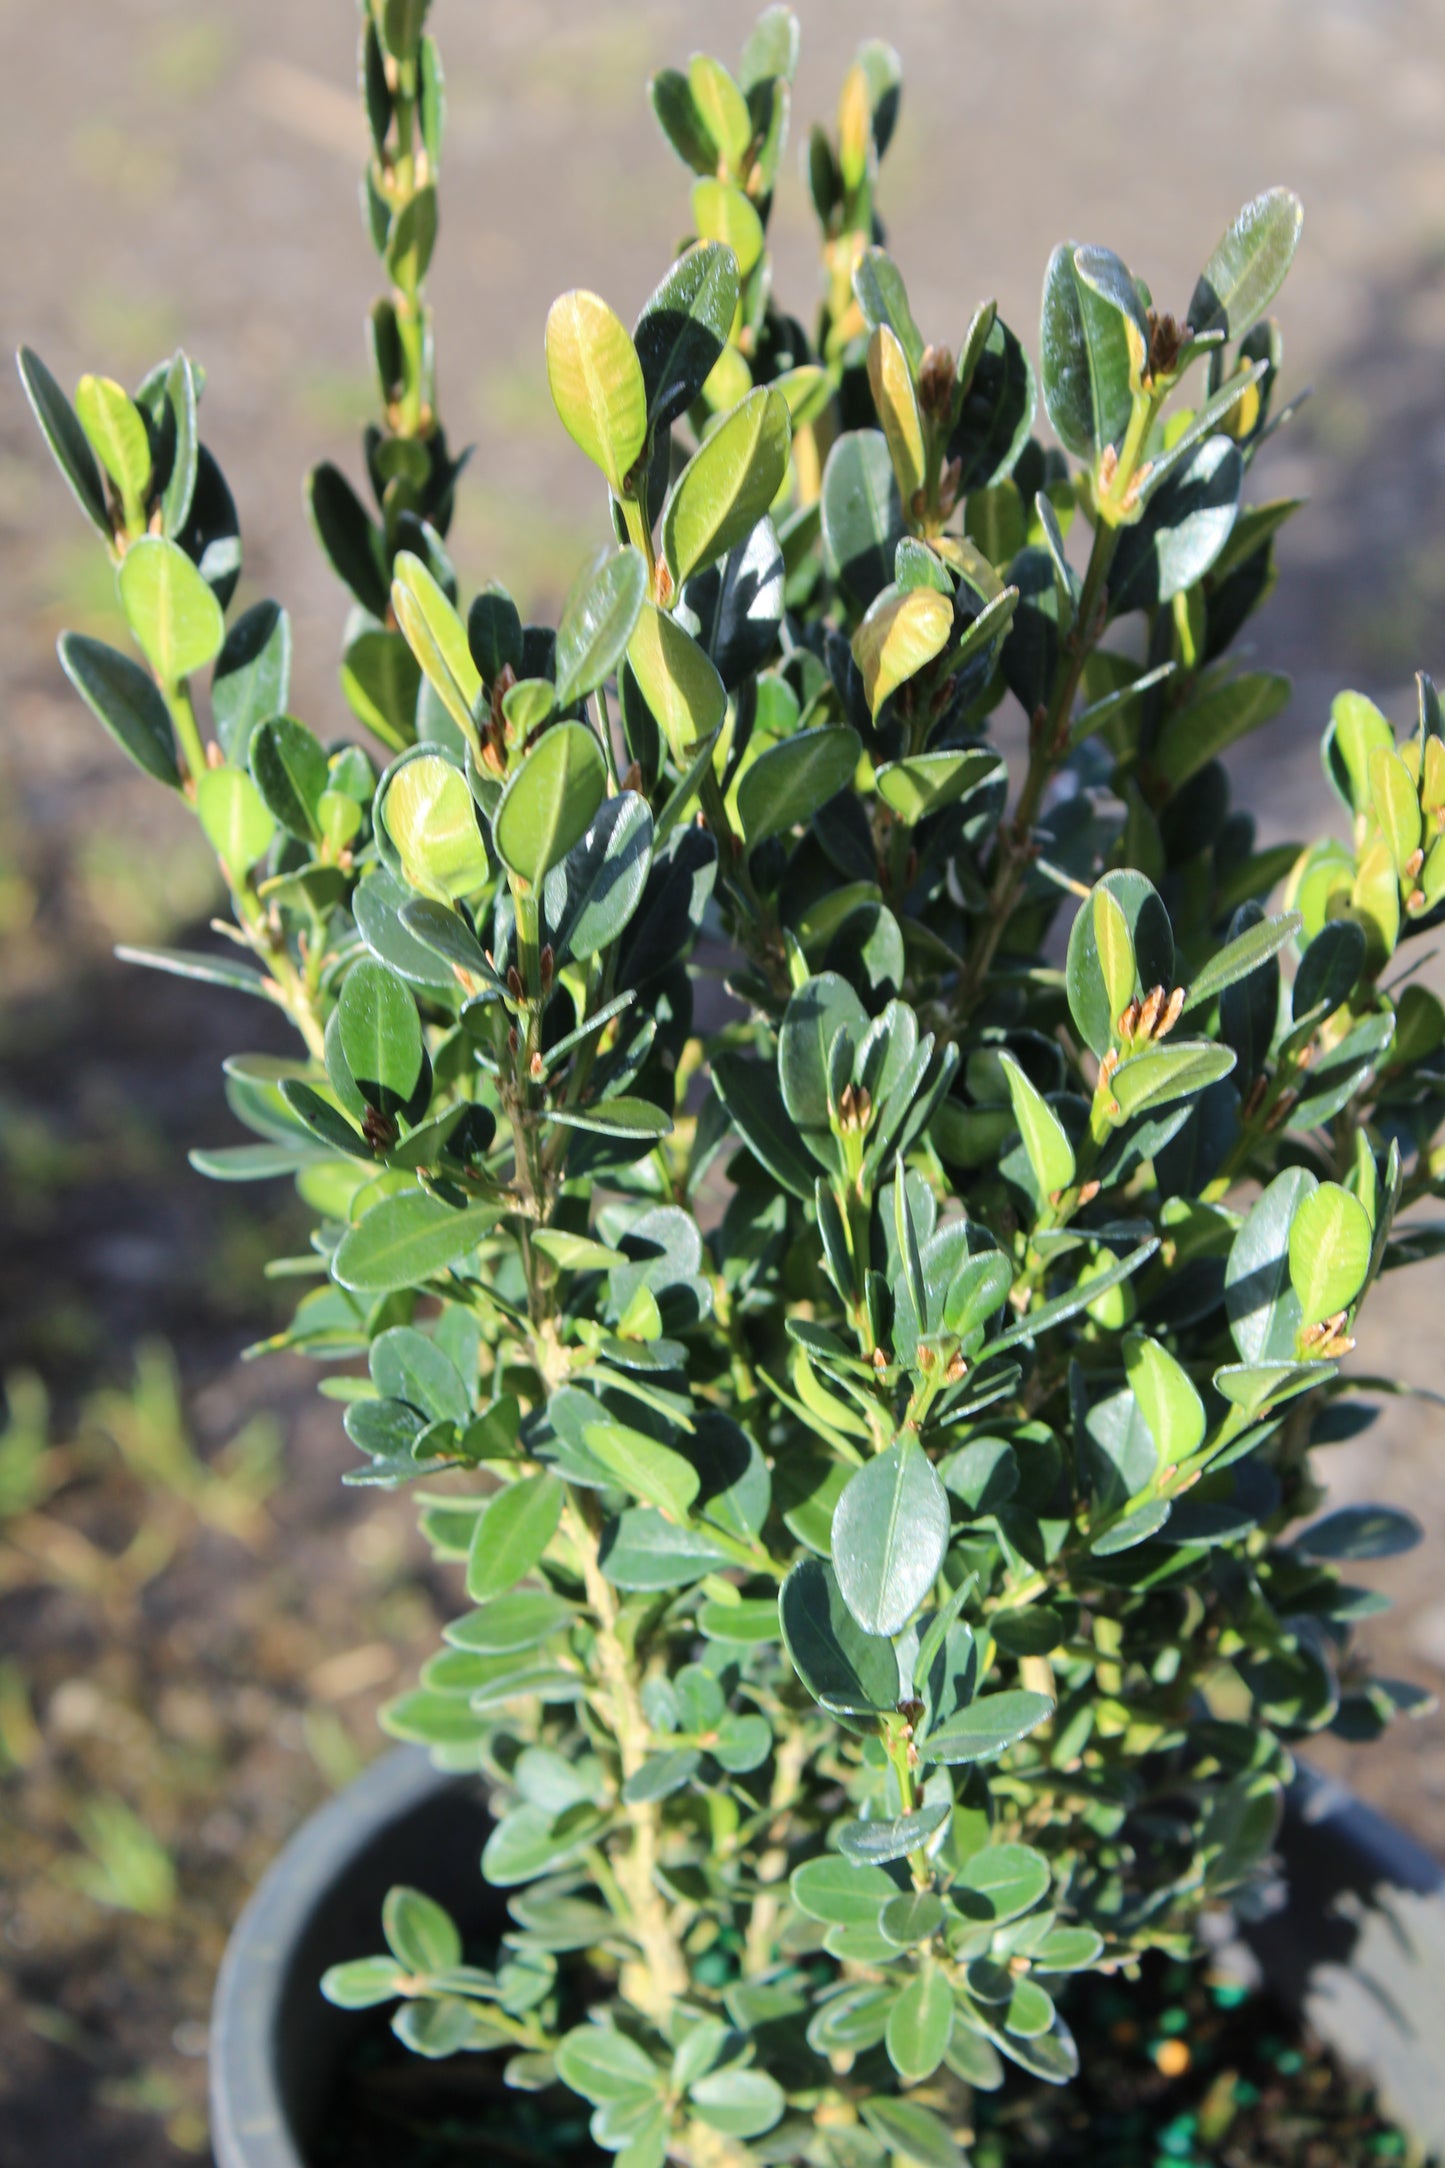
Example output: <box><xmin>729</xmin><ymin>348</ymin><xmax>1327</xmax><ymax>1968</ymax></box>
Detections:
<box><xmin>547</xmin><ymin>1096</ymin><xmax>671</xmax><ymax>1143</ymax></box>
<box><xmin>1155</xmin><ymin>670</ymin><xmax>1290</xmax><ymax>790</ymax></box>
<box><xmin>831</xmin><ymin>1437</ymin><xmax>949</xmax><ymax>1637</ymax></box>
<box><xmin>790</xmin><ymin>1855</ymin><xmax>897</xmax><ymax>1926</ymax></box>
<box><xmin>1123</xmin><ymin>1333</ymin><xmax>1204</xmax><ymax>1461</ymax></box>
<box><xmin>75</xmin><ymin>374</ymin><xmax>151</xmax><ymax>523</ymax></box>
<box><xmin>1225</xmin><ymin>1166</ymin><xmax>1316</xmax><ymax>1364</ymax></box>
<box><xmin>942</xmin><ymin>1252</ymin><xmax>1013</xmax><ymax>1338</ymax></box>
<box><xmin>1293</xmin><ymin>919</ymin><xmax>1366</xmax><ymax>1022</ymax></box>
<box><xmin>391</xmin><ymin>551</ymin><xmax>483</xmax><ymax>751</ymax></box>
<box><xmin>886</xmin><ymin>1967</ymin><xmax>953</xmax><ymax>2084</ymax></box>
<box><xmin>543</xmin><ymin>792</ymin><xmax>653</xmax><ymax>965</ymax></box>
<box><xmin>582</xmin><ymin>1418</ymin><xmax>698</xmax><ymax>1521</ymax></box>
<box><xmin>998</xmin><ymin>1051</ymin><xmax>1075</xmax><ymax>1196</ymax></box>
<box><xmin>481</xmin><ymin>1803</ymin><xmax>609</xmax><ymax>1888</ymax></box>
<box><xmin>493</xmin><ymin>722</ymin><xmax>607</xmax><ymax>887</ymax></box>
<box><xmin>1293</xmin><ymin>1504</ymin><xmax>1422</xmax><ymax>1563</ymax></box>
<box><xmin>342</xmin><ymin>627</ymin><xmax>420</xmax><ymax>753</ymax></box>
<box><xmin>381</xmin><ymin>752</ymin><xmax>489</xmax><ymax>901</ymax></box>
<box><xmin>860</xmin><ymin>2097</ymin><xmax>963</xmax><ymax>2168</ymax></box>
<box><xmin>333</xmin><ymin>1191</ymin><xmax>504</xmax><ymax>1293</ymax></box>
<box><xmin>711</xmin><ymin>1051</ymin><xmax>819</xmax><ymax>1202</ymax></box>
<box><xmin>545</xmin><ymin>291</ymin><xmax>647</xmax><ymax>496</ymax></box>
<box><xmin>159</xmin><ymin>352</ymin><xmax>199</xmax><ymax>536</ymax></box>
<box><xmin>1287</xmin><ymin>1182</ymin><xmax>1373</xmax><ymax>1330</ymax></box>
<box><xmin>851</xmin><ymin>583</ymin><xmax>952</xmax><ymax>718</ymax></box>
<box><xmin>778</xmin><ymin>971</ymin><xmax>868</xmax><ymax>1132</ymax></box>
<box><xmin>778</xmin><ymin>1556</ymin><xmax>899</xmax><ymax>1715</ymax></box>
<box><xmin>467</xmin><ymin>1473</ymin><xmax>565</xmax><ymax>1601</ymax></box>
<box><xmin>633</xmin><ymin>242</ymin><xmax>740</xmax><ymax>434</ymax></box>
<box><xmin>195</xmin><ymin>766</ymin><xmax>275</xmax><ymax>871</ymax></box>
<box><xmin>321</xmin><ymin>1957</ymin><xmax>404</xmax><ymax>2010</ymax></box>
<box><xmin>990</xmin><ymin>1241</ymin><xmax>1159</xmax><ymax>1354</ymax></box>
<box><xmin>1184</xmin><ymin>910</ymin><xmax>1301</xmax><ymax>1013</ymax></box>
<box><xmin>662</xmin><ymin>388</ymin><xmax>791</xmax><ymax>585</ymax></box>
<box><xmin>737</xmin><ymin>726</ymin><xmax>861</xmax><ymax>847</ymax></box>
<box><xmin>213</xmin><ymin>601</ymin><xmax>291</xmax><ymax>766</ymax></box>
<box><xmin>554</xmin><ymin>549</ymin><xmax>647</xmax><ymax>708</ymax></box>
<box><xmin>557</xmin><ymin>2024</ymin><xmax>663</xmax><ymax>2104</ymax></box>
<box><xmin>1107</xmin><ymin>1040</ymin><xmax>1236</xmax><ymax>1121</ymax></box>
<box><xmin>1040</xmin><ymin>243</ymin><xmax>1141</xmax><ymax>459</ymax></box>
<box><xmin>250</xmin><ymin>716</ymin><xmax>328</xmax><ymax>842</ymax></box>
<box><xmin>1189</xmin><ymin>189</ymin><xmax>1304</xmax><ymax>342</ymax></box>
<box><xmin>383</xmin><ymin>1886</ymin><xmax>461</xmax><ymax>1972</ymax></box>
<box><xmin>117</xmin><ymin>536</ymin><xmax>225</xmax><ymax>683</ymax></box>
<box><xmin>821</xmin><ymin>430</ymin><xmax>903</xmax><ymax>609</ymax></box>
<box><xmin>306</xmin><ymin>462</ymin><xmax>387</xmax><ymax>617</ymax></box>
<box><xmin>689</xmin><ymin>2068</ymin><xmax>785</xmax><ymax>2140</ymax></box>
<box><xmin>338</xmin><ymin>960</ymin><xmax>424</xmax><ymax>1116</ymax></box>
<box><xmin>1369</xmin><ymin>745</ymin><xmax>1422</xmax><ymax>880</ymax></box>
<box><xmin>1109</xmin><ymin>435</ymin><xmax>1242</xmax><ymax>613</ymax></box>
<box><xmin>691</xmin><ymin>178</ymin><xmax>765</xmax><ymax>280</ymax></box>
<box><xmin>867</xmin><ymin>325</ymin><xmax>926</xmax><ymax>504</ymax></box>
<box><xmin>854</xmin><ymin>247</ymin><xmax>925</xmax><ymax>372</ymax></box>
<box><xmin>875</xmin><ymin>748</ymin><xmax>1000</xmax><ymax>826</ymax></box>
<box><xmin>16</xmin><ymin>346</ymin><xmax>110</xmax><ymax>536</ymax></box>
<box><xmin>838</xmin><ymin>1801</ymin><xmax>950</xmax><ymax>1865</ymax></box>
<box><xmin>56</xmin><ymin>632</ymin><xmax>180</xmax><ymax>787</ymax></box>
<box><xmin>956</xmin><ymin>1842</ymin><xmax>1051</xmax><ymax>1920</ymax></box>
<box><xmin>921</xmin><ymin>1692</ymin><xmax>1052</xmax><ymax>1766</ymax></box>
<box><xmin>1065</xmin><ymin>871</ymin><xmax>1174</xmax><ymax>1057</ymax></box>
<box><xmin>648</xmin><ymin>68</ymin><xmax>716</xmax><ymax>174</ymax></box>
<box><xmin>627</xmin><ymin>603</ymin><xmax>726</xmax><ymax>764</ymax></box>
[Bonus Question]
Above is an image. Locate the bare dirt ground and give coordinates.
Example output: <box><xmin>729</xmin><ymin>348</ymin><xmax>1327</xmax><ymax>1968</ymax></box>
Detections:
<box><xmin>3</xmin><ymin>1</ymin><xmax>1445</xmax><ymax>2160</ymax></box>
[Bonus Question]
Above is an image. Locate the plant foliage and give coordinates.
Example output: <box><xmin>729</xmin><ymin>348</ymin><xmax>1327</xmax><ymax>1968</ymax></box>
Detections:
<box><xmin>21</xmin><ymin>6</ymin><xmax>1441</xmax><ymax>2164</ymax></box>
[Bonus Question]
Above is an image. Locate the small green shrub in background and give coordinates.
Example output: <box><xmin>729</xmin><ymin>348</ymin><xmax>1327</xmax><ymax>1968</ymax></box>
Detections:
<box><xmin>20</xmin><ymin>5</ymin><xmax>1443</xmax><ymax>2162</ymax></box>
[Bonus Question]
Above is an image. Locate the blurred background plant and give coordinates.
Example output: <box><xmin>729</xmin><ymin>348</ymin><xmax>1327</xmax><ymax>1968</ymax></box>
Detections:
<box><xmin>4</xmin><ymin>2</ymin><xmax>1445</xmax><ymax>2163</ymax></box>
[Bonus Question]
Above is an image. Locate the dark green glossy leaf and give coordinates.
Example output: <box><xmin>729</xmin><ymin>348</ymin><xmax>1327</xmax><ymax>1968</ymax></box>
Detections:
<box><xmin>832</xmin><ymin>1438</ymin><xmax>949</xmax><ymax>1637</ymax></box>
<box><xmin>554</xmin><ymin>549</ymin><xmax>647</xmax><ymax>708</ymax></box>
<box><xmin>633</xmin><ymin>242</ymin><xmax>740</xmax><ymax>435</ymax></box>
<box><xmin>1190</xmin><ymin>189</ymin><xmax>1304</xmax><ymax>342</ymax></box>
<box><xmin>213</xmin><ymin>601</ymin><xmax>291</xmax><ymax>766</ymax></box>
<box><xmin>17</xmin><ymin>346</ymin><xmax>110</xmax><ymax>536</ymax></box>
<box><xmin>737</xmin><ymin>726</ymin><xmax>860</xmax><ymax>847</ymax></box>
<box><xmin>57</xmin><ymin>632</ymin><xmax>180</xmax><ymax>787</ymax></box>
<box><xmin>779</xmin><ymin>1556</ymin><xmax>899</xmax><ymax>1716</ymax></box>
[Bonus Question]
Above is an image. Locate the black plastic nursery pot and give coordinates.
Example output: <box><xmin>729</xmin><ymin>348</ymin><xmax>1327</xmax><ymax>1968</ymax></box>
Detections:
<box><xmin>209</xmin><ymin>1749</ymin><xmax>1445</xmax><ymax>2168</ymax></box>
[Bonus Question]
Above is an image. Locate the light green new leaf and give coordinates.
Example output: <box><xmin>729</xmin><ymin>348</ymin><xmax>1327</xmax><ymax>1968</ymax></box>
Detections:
<box><xmin>867</xmin><ymin>325</ymin><xmax>926</xmax><ymax>505</ymax></box>
<box><xmin>875</xmin><ymin>747</ymin><xmax>1000</xmax><ymax>825</ymax></box>
<box><xmin>831</xmin><ymin>1436</ymin><xmax>949</xmax><ymax>1637</ymax></box>
<box><xmin>1123</xmin><ymin>1333</ymin><xmax>1204</xmax><ymax>1463</ymax></box>
<box><xmin>545</xmin><ymin>290</ymin><xmax>648</xmax><ymax>497</ymax></box>
<box><xmin>195</xmin><ymin>766</ymin><xmax>276</xmax><ymax>872</ymax></box>
<box><xmin>851</xmin><ymin>582</ymin><xmax>952</xmax><ymax>718</ymax></box>
<box><xmin>691</xmin><ymin>178</ymin><xmax>765</xmax><ymax>279</ymax></box>
<box><xmin>627</xmin><ymin>602</ymin><xmax>726</xmax><ymax>762</ymax></box>
<box><xmin>999</xmin><ymin>1050</ymin><xmax>1075</xmax><ymax>1195</ymax></box>
<box><xmin>391</xmin><ymin>551</ymin><xmax>483</xmax><ymax>752</ymax></box>
<box><xmin>118</xmin><ymin>537</ymin><xmax>225</xmax><ymax>683</ymax></box>
<box><xmin>1369</xmin><ymin>745</ymin><xmax>1422</xmax><ymax>880</ymax></box>
<box><xmin>662</xmin><ymin>386</ymin><xmax>791</xmax><ymax>584</ymax></box>
<box><xmin>1288</xmin><ymin>1182</ymin><xmax>1373</xmax><ymax>1330</ymax></box>
<box><xmin>382</xmin><ymin>754</ymin><xmax>490</xmax><ymax>901</ymax></box>
<box><xmin>75</xmin><ymin>374</ymin><xmax>151</xmax><ymax>524</ymax></box>
<box><xmin>494</xmin><ymin>723</ymin><xmax>607</xmax><ymax>886</ymax></box>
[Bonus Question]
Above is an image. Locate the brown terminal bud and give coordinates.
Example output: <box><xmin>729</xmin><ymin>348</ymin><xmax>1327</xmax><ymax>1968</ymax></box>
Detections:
<box><xmin>1146</xmin><ymin>309</ymin><xmax>1188</xmax><ymax>380</ymax></box>
<box><xmin>917</xmin><ymin>343</ymin><xmax>956</xmax><ymax>423</ymax></box>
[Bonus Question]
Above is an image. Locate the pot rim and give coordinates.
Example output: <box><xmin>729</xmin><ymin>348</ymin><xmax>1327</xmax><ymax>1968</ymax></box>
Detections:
<box><xmin>209</xmin><ymin>1748</ymin><xmax>449</xmax><ymax>2168</ymax></box>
